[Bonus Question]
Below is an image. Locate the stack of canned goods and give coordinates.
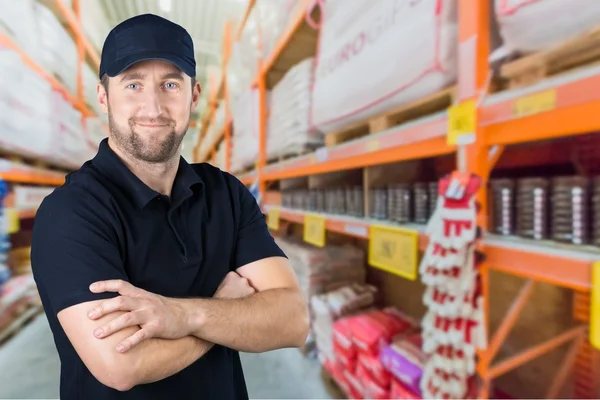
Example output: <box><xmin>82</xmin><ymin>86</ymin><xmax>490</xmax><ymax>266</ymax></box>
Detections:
<box><xmin>346</xmin><ymin>186</ymin><xmax>364</xmax><ymax>218</ymax></box>
<box><xmin>516</xmin><ymin>177</ymin><xmax>549</xmax><ymax>240</ymax></box>
<box><xmin>593</xmin><ymin>177</ymin><xmax>600</xmax><ymax>247</ymax></box>
<box><xmin>369</xmin><ymin>188</ymin><xmax>388</xmax><ymax>220</ymax></box>
<box><xmin>551</xmin><ymin>176</ymin><xmax>589</xmax><ymax>245</ymax></box>
<box><xmin>413</xmin><ymin>182</ymin><xmax>429</xmax><ymax>224</ymax></box>
<box><xmin>281</xmin><ymin>180</ymin><xmax>442</xmax><ymax>224</ymax></box>
<box><xmin>490</xmin><ymin>179</ymin><xmax>515</xmax><ymax>236</ymax></box>
<box><xmin>388</xmin><ymin>183</ymin><xmax>413</xmax><ymax>223</ymax></box>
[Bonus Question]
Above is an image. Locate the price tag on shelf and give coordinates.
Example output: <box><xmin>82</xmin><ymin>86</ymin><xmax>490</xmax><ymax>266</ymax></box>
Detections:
<box><xmin>368</xmin><ymin>225</ymin><xmax>418</xmax><ymax>280</ymax></box>
<box><xmin>3</xmin><ymin>208</ymin><xmax>19</xmax><ymax>234</ymax></box>
<box><xmin>267</xmin><ymin>208</ymin><xmax>280</xmax><ymax>231</ymax></box>
<box><xmin>513</xmin><ymin>89</ymin><xmax>556</xmax><ymax>117</ymax></box>
<box><xmin>591</xmin><ymin>261</ymin><xmax>600</xmax><ymax>350</ymax></box>
<box><xmin>303</xmin><ymin>214</ymin><xmax>326</xmax><ymax>247</ymax></box>
<box><xmin>447</xmin><ymin>99</ymin><xmax>476</xmax><ymax>146</ymax></box>
<box><xmin>366</xmin><ymin>139</ymin><xmax>380</xmax><ymax>153</ymax></box>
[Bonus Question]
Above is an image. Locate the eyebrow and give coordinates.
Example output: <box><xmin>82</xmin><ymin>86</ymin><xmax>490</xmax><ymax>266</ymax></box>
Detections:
<box><xmin>161</xmin><ymin>72</ymin><xmax>185</xmax><ymax>81</ymax></box>
<box><xmin>119</xmin><ymin>71</ymin><xmax>184</xmax><ymax>83</ymax></box>
<box><xmin>120</xmin><ymin>72</ymin><xmax>146</xmax><ymax>83</ymax></box>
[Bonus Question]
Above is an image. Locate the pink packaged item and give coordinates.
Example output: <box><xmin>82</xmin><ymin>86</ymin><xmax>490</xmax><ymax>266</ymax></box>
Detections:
<box><xmin>380</xmin><ymin>333</ymin><xmax>426</xmax><ymax>396</ymax></box>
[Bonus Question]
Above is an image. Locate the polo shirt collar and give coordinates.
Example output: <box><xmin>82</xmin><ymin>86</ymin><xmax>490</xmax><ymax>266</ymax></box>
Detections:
<box><xmin>92</xmin><ymin>138</ymin><xmax>202</xmax><ymax>209</ymax></box>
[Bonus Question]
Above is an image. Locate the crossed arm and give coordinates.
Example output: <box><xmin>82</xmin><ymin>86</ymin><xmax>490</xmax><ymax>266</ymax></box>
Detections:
<box><xmin>57</xmin><ymin>257</ymin><xmax>309</xmax><ymax>391</ymax></box>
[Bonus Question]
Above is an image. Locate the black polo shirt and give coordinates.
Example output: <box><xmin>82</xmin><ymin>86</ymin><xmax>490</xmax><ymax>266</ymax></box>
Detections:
<box><xmin>30</xmin><ymin>138</ymin><xmax>286</xmax><ymax>400</ymax></box>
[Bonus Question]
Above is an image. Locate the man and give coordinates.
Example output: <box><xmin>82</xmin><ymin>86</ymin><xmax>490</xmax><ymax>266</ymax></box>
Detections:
<box><xmin>30</xmin><ymin>13</ymin><xmax>309</xmax><ymax>400</ymax></box>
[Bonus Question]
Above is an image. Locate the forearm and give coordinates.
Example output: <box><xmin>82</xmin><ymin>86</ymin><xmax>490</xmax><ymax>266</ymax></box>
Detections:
<box><xmin>177</xmin><ymin>288</ymin><xmax>309</xmax><ymax>353</ymax></box>
<box><xmin>123</xmin><ymin>334</ymin><xmax>213</xmax><ymax>387</ymax></box>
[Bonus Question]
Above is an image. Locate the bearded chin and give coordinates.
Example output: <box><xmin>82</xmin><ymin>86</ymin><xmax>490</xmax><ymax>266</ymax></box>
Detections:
<box><xmin>107</xmin><ymin>111</ymin><xmax>189</xmax><ymax>164</ymax></box>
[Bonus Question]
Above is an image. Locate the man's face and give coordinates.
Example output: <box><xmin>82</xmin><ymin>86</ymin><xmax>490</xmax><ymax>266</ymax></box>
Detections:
<box><xmin>97</xmin><ymin>60</ymin><xmax>201</xmax><ymax>163</ymax></box>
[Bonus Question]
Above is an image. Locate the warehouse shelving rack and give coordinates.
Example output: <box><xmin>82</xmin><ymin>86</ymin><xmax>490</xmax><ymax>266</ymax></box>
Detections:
<box><xmin>198</xmin><ymin>0</ymin><xmax>600</xmax><ymax>398</ymax></box>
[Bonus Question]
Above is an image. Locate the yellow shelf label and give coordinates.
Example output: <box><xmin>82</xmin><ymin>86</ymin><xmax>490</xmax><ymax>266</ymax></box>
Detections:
<box><xmin>591</xmin><ymin>261</ymin><xmax>600</xmax><ymax>349</ymax></box>
<box><xmin>304</xmin><ymin>214</ymin><xmax>326</xmax><ymax>247</ymax></box>
<box><xmin>368</xmin><ymin>225</ymin><xmax>419</xmax><ymax>280</ymax></box>
<box><xmin>514</xmin><ymin>89</ymin><xmax>556</xmax><ymax>117</ymax></box>
<box><xmin>267</xmin><ymin>208</ymin><xmax>280</xmax><ymax>231</ymax></box>
<box><xmin>366</xmin><ymin>139</ymin><xmax>380</xmax><ymax>153</ymax></box>
<box><xmin>447</xmin><ymin>99</ymin><xmax>477</xmax><ymax>146</ymax></box>
<box><xmin>5</xmin><ymin>208</ymin><xmax>19</xmax><ymax>234</ymax></box>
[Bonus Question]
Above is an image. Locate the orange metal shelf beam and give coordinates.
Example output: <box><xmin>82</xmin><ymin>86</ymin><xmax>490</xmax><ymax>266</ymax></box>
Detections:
<box><xmin>262</xmin><ymin>114</ymin><xmax>453</xmax><ymax>181</ymax></box>
<box><xmin>270</xmin><ymin>206</ymin><xmax>430</xmax><ymax>250</ymax></box>
<box><xmin>199</xmin><ymin>119</ymin><xmax>231</xmax><ymax>162</ymax></box>
<box><xmin>53</xmin><ymin>0</ymin><xmax>100</xmax><ymax>71</ymax></box>
<box><xmin>481</xmin><ymin>66</ymin><xmax>600</xmax><ymax>146</ymax></box>
<box><xmin>261</xmin><ymin>0</ymin><xmax>312</xmax><ymax>76</ymax></box>
<box><xmin>0</xmin><ymin>33</ymin><xmax>93</xmax><ymax>117</ymax></box>
<box><xmin>236</xmin><ymin>0</ymin><xmax>257</xmax><ymax>40</ymax></box>
<box><xmin>237</xmin><ymin>169</ymin><xmax>257</xmax><ymax>185</ymax></box>
<box><xmin>271</xmin><ymin>206</ymin><xmax>597</xmax><ymax>292</ymax></box>
<box><xmin>18</xmin><ymin>209</ymin><xmax>38</xmax><ymax>220</ymax></box>
<box><xmin>0</xmin><ymin>166</ymin><xmax>65</xmax><ymax>186</ymax></box>
<box><xmin>485</xmin><ymin>236</ymin><xmax>595</xmax><ymax>292</ymax></box>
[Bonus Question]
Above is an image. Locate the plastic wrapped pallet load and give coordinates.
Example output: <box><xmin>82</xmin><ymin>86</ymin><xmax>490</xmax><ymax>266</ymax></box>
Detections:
<box><xmin>495</xmin><ymin>0</ymin><xmax>600</xmax><ymax>54</ymax></box>
<box><xmin>257</xmin><ymin>0</ymin><xmax>305</xmax><ymax>60</ymax></box>
<box><xmin>231</xmin><ymin>88</ymin><xmax>260</xmax><ymax>173</ymax></box>
<box><xmin>267</xmin><ymin>58</ymin><xmax>322</xmax><ymax>160</ymax></box>
<box><xmin>310</xmin><ymin>0</ymin><xmax>457</xmax><ymax>134</ymax></box>
<box><xmin>0</xmin><ymin>49</ymin><xmax>55</xmax><ymax>160</ymax></box>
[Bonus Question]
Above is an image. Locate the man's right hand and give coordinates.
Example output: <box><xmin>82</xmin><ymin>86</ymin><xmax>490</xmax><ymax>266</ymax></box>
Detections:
<box><xmin>214</xmin><ymin>272</ymin><xmax>256</xmax><ymax>299</ymax></box>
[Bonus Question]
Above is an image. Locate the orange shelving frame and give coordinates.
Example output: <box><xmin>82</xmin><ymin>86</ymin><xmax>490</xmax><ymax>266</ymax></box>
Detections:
<box><xmin>196</xmin><ymin>1</ymin><xmax>600</xmax><ymax>397</ymax></box>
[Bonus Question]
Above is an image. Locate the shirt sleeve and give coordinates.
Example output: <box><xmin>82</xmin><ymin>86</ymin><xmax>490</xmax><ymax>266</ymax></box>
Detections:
<box><xmin>229</xmin><ymin>176</ymin><xmax>287</xmax><ymax>270</ymax></box>
<box><xmin>30</xmin><ymin>186</ymin><xmax>129</xmax><ymax>315</ymax></box>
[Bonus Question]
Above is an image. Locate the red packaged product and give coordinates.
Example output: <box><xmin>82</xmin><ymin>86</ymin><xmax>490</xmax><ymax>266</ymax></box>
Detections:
<box><xmin>363</xmin><ymin>377</ymin><xmax>390</xmax><ymax>399</ymax></box>
<box><xmin>358</xmin><ymin>351</ymin><xmax>391</xmax><ymax>388</ymax></box>
<box><xmin>343</xmin><ymin>369</ymin><xmax>365</xmax><ymax>399</ymax></box>
<box><xmin>391</xmin><ymin>378</ymin><xmax>422</xmax><ymax>399</ymax></box>
<box><xmin>350</xmin><ymin>310</ymin><xmax>411</xmax><ymax>355</ymax></box>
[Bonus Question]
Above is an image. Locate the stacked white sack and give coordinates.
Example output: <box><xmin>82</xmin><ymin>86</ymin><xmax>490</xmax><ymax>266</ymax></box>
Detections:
<box><xmin>0</xmin><ymin>0</ymin><xmax>42</xmax><ymax>65</ymax></box>
<box><xmin>204</xmin><ymin>102</ymin><xmax>227</xmax><ymax>156</ymax></box>
<box><xmin>231</xmin><ymin>88</ymin><xmax>260</xmax><ymax>173</ymax></box>
<box><xmin>33</xmin><ymin>2</ymin><xmax>78</xmax><ymax>95</ymax></box>
<box><xmin>267</xmin><ymin>58</ymin><xmax>322</xmax><ymax>160</ymax></box>
<box><xmin>227</xmin><ymin>7</ymin><xmax>262</xmax><ymax>102</ymax></box>
<box><xmin>495</xmin><ymin>0</ymin><xmax>600</xmax><ymax>54</ymax></box>
<box><xmin>0</xmin><ymin>49</ymin><xmax>56</xmax><ymax>160</ymax></box>
<box><xmin>311</xmin><ymin>0</ymin><xmax>457</xmax><ymax>134</ymax></box>
<box><xmin>258</xmin><ymin>0</ymin><xmax>305</xmax><ymax>60</ymax></box>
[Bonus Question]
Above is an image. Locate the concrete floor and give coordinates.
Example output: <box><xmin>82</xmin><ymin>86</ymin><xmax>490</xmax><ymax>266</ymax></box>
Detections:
<box><xmin>0</xmin><ymin>314</ymin><xmax>333</xmax><ymax>399</ymax></box>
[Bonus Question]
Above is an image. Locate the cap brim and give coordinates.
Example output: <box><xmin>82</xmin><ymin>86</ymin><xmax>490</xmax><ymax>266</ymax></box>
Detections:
<box><xmin>105</xmin><ymin>50</ymin><xmax>196</xmax><ymax>78</ymax></box>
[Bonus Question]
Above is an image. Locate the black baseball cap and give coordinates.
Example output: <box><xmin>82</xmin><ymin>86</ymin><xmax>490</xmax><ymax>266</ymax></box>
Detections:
<box><xmin>99</xmin><ymin>14</ymin><xmax>196</xmax><ymax>80</ymax></box>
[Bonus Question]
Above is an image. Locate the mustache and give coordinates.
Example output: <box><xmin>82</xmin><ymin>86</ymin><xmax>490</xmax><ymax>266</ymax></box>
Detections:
<box><xmin>129</xmin><ymin>117</ymin><xmax>175</xmax><ymax>126</ymax></box>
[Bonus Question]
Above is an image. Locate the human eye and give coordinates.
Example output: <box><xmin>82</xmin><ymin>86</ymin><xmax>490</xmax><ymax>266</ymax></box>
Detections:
<box><xmin>126</xmin><ymin>83</ymin><xmax>140</xmax><ymax>90</ymax></box>
<box><xmin>164</xmin><ymin>82</ymin><xmax>179</xmax><ymax>90</ymax></box>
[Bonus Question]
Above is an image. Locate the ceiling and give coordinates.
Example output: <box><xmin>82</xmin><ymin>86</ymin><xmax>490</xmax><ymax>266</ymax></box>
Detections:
<box><xmin>81</xmin><ymin>0</ymin><xmax>247</xmax><ymax>94</ymax></box>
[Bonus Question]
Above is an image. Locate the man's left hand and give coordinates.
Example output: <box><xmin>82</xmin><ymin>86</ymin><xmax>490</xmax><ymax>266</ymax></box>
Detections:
<box><xmin>87</xmin><ymin>280</ymin><xmax>189</xmax><ymax>352</ymax></box>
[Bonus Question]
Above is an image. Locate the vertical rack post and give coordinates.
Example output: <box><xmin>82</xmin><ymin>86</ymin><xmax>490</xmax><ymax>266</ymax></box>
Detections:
<box><xmin>456</xmin><ymin>0</ymin><xmax>492</xmax><ymax>397</ymax></box>
<box><xmin>223</xmin><ymin>21</ymin><xmax>233</xmax><ymax>172</ymax></box>
<box><xmin>257</xmin><ymin>63</ymin><xmax>267</xmax><ymax>197</ymax></box>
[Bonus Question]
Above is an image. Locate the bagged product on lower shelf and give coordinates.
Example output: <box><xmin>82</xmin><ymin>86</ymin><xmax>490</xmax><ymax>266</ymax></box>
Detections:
<box><xmin>275</xmin><ymin>237</ymin><xmax>367</xmax><ymax>300</ymax></box>
<box><xmin>311</xmin><ymin>284</ymin><xmax>377</xmax><ymax>367</ymax></box>
<box><xmin>310</xmin><ymin>0</ymin><xmax>457</xmax><ymax>134</ymax></box>
<box><xmin>495</xmin><ymin>0</ymin><xmax>600</xmax><ymax>54</ymax></box>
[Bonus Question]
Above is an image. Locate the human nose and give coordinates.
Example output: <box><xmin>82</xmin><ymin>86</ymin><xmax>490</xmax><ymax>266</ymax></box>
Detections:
<box><xmin>139</xmin><ymin>86</ymin><xmax>163</xmax><ymax>119</ymax></box>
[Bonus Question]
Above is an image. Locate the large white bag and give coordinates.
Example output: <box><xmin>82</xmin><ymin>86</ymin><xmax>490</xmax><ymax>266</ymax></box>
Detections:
<box><xmin>231</xmin><ymin>88</ymin><xmax>260</xmax><ymax>173</ymax></box>
<box><xmin>310</xmin><ymin>0</ymin><xmax>458</xmax><ymax>134</ymax></box>
<box><xmin>495</xmin><ymin>0</ymin><xmax>600</xmax><ymax>54</ymax></box>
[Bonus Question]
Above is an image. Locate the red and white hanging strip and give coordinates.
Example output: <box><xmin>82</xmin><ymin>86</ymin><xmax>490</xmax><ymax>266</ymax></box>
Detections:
<box><xmin>419</xmin><ymin>173</ymin><xmax>486</xmax><ymax>399</ymax></box>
